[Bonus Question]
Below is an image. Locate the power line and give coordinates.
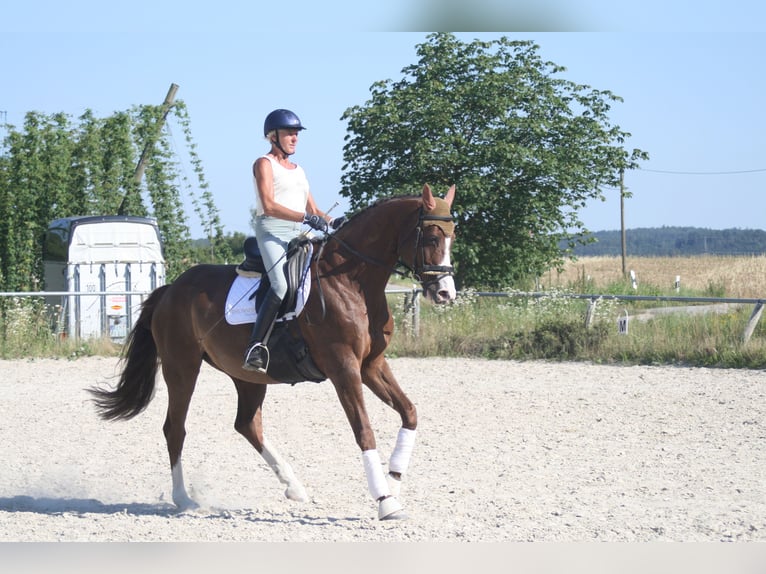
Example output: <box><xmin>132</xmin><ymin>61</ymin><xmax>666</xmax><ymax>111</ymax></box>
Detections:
<box><xmin>639</xmin><ymin>166</ymin><xmax>766</xmax><ymax>175</ymax></box>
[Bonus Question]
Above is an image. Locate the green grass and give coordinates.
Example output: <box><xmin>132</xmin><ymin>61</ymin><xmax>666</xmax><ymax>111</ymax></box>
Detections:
<box><xmin>385</xmin><ymin>286</ymin><xmax>766</xmax><ymax>369</ymax></box>
<box><xmin>0</xmin><ymin>297</ymin><xmax>120</xmax><ymax>359</ymax></box>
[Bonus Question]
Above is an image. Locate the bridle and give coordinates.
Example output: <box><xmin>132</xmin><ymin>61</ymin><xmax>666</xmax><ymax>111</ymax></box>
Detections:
<box><xmin>321</xmin><ymin>207</ymin><xmax>454</xmax><ymax>281</ymax></box>
<box><xmin>406</xmin><ymin>209</ymin><xmax>455</xmax><ymax>291</ymax></box>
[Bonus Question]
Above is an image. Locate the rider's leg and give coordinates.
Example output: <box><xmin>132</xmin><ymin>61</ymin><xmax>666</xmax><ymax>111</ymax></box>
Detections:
<box><xmin>242</xmin><ymin>218</ymin><xmax>293</xmax><ymax>372</ymax></box>
<box><xmin>243</xmin><ymin>288</ymin><xmax>283</xmax><ymax>372</ymax></box>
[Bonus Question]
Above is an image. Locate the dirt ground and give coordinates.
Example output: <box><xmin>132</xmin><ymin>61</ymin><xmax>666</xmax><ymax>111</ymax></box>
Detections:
<box><xmin>1</xmin><ymin>356</ymin><xmax>765</xmax><ymax>543</ymax></box>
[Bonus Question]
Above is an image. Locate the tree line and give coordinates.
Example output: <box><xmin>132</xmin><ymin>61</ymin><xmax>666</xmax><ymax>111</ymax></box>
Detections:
<box><xmin>568</xmin><ymin>227</ymin><xmax>766</xmax><ymax>257</ymax></box>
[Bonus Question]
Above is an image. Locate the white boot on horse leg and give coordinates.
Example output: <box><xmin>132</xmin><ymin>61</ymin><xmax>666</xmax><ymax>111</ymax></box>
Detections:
<box><xmin>387</xmin><ymin>427</ymin><xmax>416</xmax><ymax>499</ymax></box>
<box><xmin>260</xmin><ymin>440</ymin><xmax>309</xmax><ymax>502</ymax></box>
<box><xmin>363</xmin><ymin>449</ymin><xmax>406</xmax><ymax>520</ymax></box>
<box><xmin>171</xmin><ymin>459</ymin><xmax>200</xmax><ymax>511</ymax></box>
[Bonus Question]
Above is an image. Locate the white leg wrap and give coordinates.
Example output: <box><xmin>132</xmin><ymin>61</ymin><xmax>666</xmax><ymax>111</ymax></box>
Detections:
<box><xmin>362</xmin><ymin>449</ymin><xmax>390</xmax><ymax>501</ymax></box>
<box><xmin>389</xmin><ymin>427</ymin><xmax>417</xmax><ymax>475</ymax></box>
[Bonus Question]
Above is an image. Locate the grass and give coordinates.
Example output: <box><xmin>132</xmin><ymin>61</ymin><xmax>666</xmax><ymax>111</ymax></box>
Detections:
<box><xmin>386</xmin><ymin>289</ymin><xmax>766</xmax><ymax>368</ymax></box>
<box><xmin>0</xmin><ymin>297</ymin><xmax>121</xmax><ymax>360</ymax></box>
<box><xmin>385</xmin><ymin>255</ymin><xmax>766</xmax><ymax>369</ymax></box>
<box><xmin>546</xmin><ymin>254</ymin><xmax>766</xmax><ymax>299</ymax></box>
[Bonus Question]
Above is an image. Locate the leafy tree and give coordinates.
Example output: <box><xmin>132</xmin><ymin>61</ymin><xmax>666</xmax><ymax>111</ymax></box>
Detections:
<box><xmin>340</xmin><ymin>33</ymin><xmax>648</xmax><ymax>289</ymax></box>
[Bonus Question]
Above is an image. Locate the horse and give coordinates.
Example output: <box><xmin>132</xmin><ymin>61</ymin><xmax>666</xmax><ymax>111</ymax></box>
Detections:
<box><xmin>89</xmin><ymin>183</ymin><xmax>457</xmax><ymax>520</ymax></box>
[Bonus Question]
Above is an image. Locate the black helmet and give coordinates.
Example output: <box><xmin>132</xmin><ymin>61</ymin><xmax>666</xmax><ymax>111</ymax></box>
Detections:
<box><xmin>263</xmin><ymin>109</ymin><xmax>306</xmax><ymax>137</ymax></box>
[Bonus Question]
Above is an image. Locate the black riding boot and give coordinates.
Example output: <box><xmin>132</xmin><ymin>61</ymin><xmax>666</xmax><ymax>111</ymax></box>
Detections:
<box><xmin>242</xmin><ymin>290</ymin><xmax>283</xmax><ymax>372</ymax></box>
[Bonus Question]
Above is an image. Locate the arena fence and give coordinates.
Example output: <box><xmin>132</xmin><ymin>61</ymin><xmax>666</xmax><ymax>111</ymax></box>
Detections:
<box><xmin>1</xmin><ymin>289</ymin><xmax>764</xmax><ymax>344</ymax></box>
<box><xmin>386</xmin><ymin>287</ymin><xmax>765</xmax><ymax>344</ymax></box>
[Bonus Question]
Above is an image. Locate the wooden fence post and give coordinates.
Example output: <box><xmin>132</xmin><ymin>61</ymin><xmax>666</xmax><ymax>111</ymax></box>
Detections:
<box><xmin>743</xmin><ymin>301</ymin><xmax>764</xmax><ymax>344</ymax></box>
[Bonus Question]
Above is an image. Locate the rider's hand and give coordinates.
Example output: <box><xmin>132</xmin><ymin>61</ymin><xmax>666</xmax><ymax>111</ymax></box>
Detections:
<box><xmin>330</xmin><ymin>216</ymin><xmax>346</xmax><ymax>230</ymax></box>
<box><xmin>303</xmin><ymin>214</ymin><xmax>328</xmax><ymax>232</ymax></box>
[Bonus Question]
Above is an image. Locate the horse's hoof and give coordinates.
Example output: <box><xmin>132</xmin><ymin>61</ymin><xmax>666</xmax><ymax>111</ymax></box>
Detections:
<box><xmin>174</xmin><ymin>495</ymin><xmax>200</xmax><ymax>512</ymax></box>
<box><xmin>285</xmin><ymin>484</ymin><xmax>309</xmax><ymax>502</ymax></box>
<box><xmin>378</xmin><ymin>496</ymin><xmax>406</xmax><ymax>520</ymax></box>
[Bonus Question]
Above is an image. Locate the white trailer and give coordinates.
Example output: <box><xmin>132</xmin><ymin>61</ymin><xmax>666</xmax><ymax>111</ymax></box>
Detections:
<box><xmin>43</xmin><ymin>215</ymin><xmax>165</xmax><ymax>341</ymax></box>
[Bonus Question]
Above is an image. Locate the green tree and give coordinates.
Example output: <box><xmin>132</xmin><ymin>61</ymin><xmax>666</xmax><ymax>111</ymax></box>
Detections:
<box><xmin>340</xmin><ymin>33</ymin><xmax>648</xmax><ymax>289</ymax></box>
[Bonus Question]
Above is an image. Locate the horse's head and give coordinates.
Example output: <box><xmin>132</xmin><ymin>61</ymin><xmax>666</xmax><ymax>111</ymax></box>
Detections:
<box><xmin>415</xmin><ymin>184</ymin><xmax>457</xmax><ymax>304</ymax></box>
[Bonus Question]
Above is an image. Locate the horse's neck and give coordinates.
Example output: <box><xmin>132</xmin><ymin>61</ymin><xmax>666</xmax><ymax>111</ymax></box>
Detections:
<box><xmin>352</xmin><ymin>198</ymin><xmax>420</xmax><ymax>255</ymax></box>
<box><xmin>327</xmin><ymin>198</ymin><xmax>420</xmax><ymax>285</ymax></box>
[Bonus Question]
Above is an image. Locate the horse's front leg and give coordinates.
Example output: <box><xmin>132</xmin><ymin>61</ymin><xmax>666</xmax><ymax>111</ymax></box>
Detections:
<box><xmin>331</xmin><ymin>369</ymin><xmax>406</xmax><ymax>520</ymax></box>
<box><xmin>361</xmin><ymin>357</ymin><xmax>418</xmax><ymax>500</ymax></box>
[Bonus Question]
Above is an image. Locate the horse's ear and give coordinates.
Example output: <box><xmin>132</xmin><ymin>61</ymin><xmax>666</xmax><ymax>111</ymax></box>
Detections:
<box><xmin>444</xmin><ymin>184</ymin><xmax>456</xmax><ymax>208</ymax></box>
<box><xmin>422</xmin><ymin>183</ymin><xmax>436</xmax><ymax>211</ymax></box>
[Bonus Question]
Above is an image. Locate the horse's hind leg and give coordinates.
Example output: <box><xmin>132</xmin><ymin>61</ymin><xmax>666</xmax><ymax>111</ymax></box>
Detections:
<box><xmin>231</xmin><ymin>378</ymin><xmax>308</xmax><ymax>502</ymax></box>
<box><xmin>161</xmin><ymin>358</ymin><xmax>202</xmax><ymax>510</ymax></box>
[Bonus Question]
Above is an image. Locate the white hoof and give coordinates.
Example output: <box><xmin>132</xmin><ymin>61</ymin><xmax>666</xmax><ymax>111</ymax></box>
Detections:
<box><xmin>378</xmin><ymin>496</ymin><xmax>406</xmax><ymax>520</ymax></box>
<box><xmin>285</xmin><ymin>483</ymin><xmax>309</xmax><ymax>502</ymax></box>
<box><xmin>174</xmin><ymin>493</ymin><xmax>200</xmax><ymax>511</ymax></box>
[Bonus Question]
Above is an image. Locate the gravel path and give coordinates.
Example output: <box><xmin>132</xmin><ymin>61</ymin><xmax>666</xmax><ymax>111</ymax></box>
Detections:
<box><xmin>1</xmin><ymin>356</ymin><xmax>764</xmax><ymax>542</ymax></box>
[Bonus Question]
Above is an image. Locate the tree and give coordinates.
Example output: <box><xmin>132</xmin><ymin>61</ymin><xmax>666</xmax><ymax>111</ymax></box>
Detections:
<box><xmin>340</xmin><ymin>33</ymin><xmax>648</xmax><ymax>289</ymax></box>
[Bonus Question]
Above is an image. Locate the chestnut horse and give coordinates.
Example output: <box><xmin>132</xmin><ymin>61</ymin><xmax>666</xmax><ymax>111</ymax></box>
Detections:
<box><xmin>89</xmin><ymin>183</ymin><xmax>456</xmax><ymax>520</ymax></box>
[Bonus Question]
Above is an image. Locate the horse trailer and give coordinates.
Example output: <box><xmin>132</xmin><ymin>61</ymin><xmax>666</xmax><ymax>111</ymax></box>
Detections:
<box><xmin>43</xmin><ymin>215</ymin><xmax>165</xmax><ymax>341</ymax></box>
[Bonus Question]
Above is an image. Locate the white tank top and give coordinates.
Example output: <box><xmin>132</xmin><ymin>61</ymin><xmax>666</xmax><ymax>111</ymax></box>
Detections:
<box><xmin>254</xmin><ymin>155</ymin><xmax>310</xmax><ymax>216</ymax></box>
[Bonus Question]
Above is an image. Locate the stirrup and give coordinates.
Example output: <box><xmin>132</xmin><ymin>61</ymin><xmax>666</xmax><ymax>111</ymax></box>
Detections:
<box><xmin>243</xmin><ymin>342</ymin><xmax>270</xmax><ymax>373</ymax></box>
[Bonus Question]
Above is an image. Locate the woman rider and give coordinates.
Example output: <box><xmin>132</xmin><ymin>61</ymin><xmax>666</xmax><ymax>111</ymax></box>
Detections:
<box><xmin>243</xmin><ymin>109</ymin><xmax>342</xmax><ymax>372</ymax></box>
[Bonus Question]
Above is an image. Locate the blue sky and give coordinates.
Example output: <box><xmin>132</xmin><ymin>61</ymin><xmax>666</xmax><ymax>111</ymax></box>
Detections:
<box><xmin>2</xmin><ymin>1</ymin><xmax>764</xmax><ymax>237</ymax></box>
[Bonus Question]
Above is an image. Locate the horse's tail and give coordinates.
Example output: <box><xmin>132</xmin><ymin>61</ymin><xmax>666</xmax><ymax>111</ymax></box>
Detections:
<box><xmin>89</xmin><ymin>285</ymin><xmax>169</xmax><ymax>421</ymax></box>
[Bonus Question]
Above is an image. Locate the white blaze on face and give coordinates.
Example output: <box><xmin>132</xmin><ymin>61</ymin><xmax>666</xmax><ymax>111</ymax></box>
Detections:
<box><xmin>435</xmin><ymin>237</ymin><xmax>457</xmax><ymax>302</ymax></box>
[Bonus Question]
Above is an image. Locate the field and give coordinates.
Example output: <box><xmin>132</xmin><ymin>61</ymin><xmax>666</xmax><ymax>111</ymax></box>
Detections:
<box><xmin>544</xmin><ymin>255</ymin><xmax>766</xmax><ymax>299</ymax></box>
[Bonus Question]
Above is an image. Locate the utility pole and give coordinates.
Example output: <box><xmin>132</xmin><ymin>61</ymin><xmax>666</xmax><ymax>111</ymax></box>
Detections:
<box><xmin>619</xmin><ymin>168</ymin><xmax>627</xmax><ymax>278</ymax></box>
<box><xmin>117</xmin><ymin>83</ymin><xmax>179</xmax><ymax>215</ymax></box>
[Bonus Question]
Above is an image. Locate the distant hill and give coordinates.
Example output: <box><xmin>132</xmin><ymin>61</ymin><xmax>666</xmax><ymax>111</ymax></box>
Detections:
<box><xmin>567</xmin><ymin>227</ymin><xmax>766</xmax><ymax>256</ymax></box>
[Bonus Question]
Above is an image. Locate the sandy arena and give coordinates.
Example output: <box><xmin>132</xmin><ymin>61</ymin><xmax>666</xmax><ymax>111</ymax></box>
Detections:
<box><xmin>1</xmin><ymin>356</ymin><xmax>765</xmax><ymax>542</ymax></box>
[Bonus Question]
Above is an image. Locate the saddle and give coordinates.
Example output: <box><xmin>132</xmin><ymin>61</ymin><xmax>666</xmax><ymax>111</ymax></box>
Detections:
<box><xmin>234</xmin><ymin>237</ymin><xmax>326</xmax><ymax>384</ymax></box>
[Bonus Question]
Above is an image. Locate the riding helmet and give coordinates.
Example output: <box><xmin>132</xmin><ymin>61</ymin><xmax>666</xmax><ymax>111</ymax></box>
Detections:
<box><xmin>263</xmin><ymin>109</ymin><xmax>306</xmax><ymax>137</ymax></box>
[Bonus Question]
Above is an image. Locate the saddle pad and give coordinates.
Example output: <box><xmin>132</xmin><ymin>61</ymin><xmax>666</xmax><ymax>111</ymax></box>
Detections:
<box><xmin>225</xmin><ymin>245</ymin><xmax>313</xmax><ymax>325</ymax></box>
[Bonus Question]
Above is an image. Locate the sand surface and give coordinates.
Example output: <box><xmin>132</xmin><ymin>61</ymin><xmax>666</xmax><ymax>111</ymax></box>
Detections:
<box><xmin>1</xmin><ymin>356</ymin><xmax>765</xmax><ymax>542</ymax></box>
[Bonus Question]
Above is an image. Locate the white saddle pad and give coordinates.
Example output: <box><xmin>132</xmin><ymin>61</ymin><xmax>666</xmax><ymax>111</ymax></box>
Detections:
<box><xmin>225</xmin><ymin>244</ymin><xmax>312</xmax><ymax>325</ymax></box>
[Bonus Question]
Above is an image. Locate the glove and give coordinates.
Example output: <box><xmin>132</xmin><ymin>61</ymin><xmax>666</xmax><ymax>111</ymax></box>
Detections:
<box><xmin>303</xmin><ymin>213</ymin><xmax>328</xmax><ymax>232</ymax></box>
<box><xmin>330</xmin><ymin>216</ymin><xmax>346</xmax><ymax>230</ymax></box>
